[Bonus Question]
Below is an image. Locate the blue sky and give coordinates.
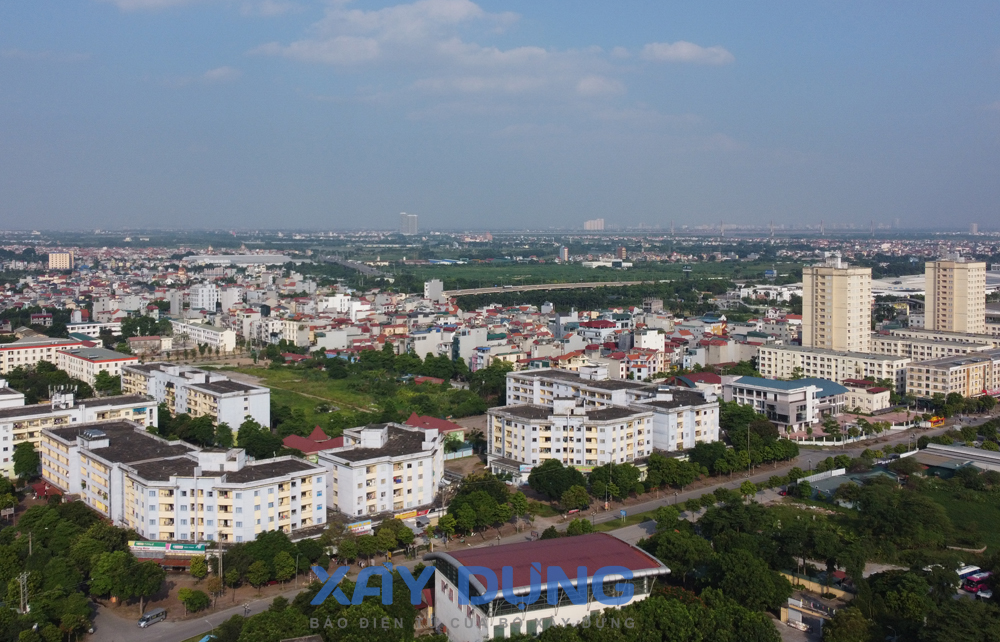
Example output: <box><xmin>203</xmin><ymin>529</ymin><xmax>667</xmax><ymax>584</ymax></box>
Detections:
<box><xmin>1</xmin><ymin>0</ymin><xmax>999</xmax><ymax>231</ymax></box>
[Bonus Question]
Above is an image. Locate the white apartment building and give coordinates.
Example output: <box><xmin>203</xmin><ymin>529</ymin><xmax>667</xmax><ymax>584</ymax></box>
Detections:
<box><xmin>0</xmin><ymin>337</ymin><xmax>86</xmax><ymax>375</ymax></box>
<box><xmin>122</xmin><ymin>363</ymin><xmax>269</xmax><ymax>427</ymax></box>
<box><xmin>925</xmin><ymin>258</ymin><xmax>986</xmax><ymax>334</ymax></box>
<box><xmin>40</xmin><ymin>420</ymin><xmax>325</xmax><ymax>541</ymax></box>
<box><xmin>189</xmin><ymin>283</ymin><xmax>220</xmax><ymax>311</ymax></box>
<box><xmin>497</xmin><ymin>367</ymin><xmax>719</xmax><ymax>467</ymax></box>
<box><xmin>170</xmin><ymin>320</ymin><xmax>236</xmax><ymax>352</ymax></box>
<box><xmin>756</xmin><ymin>344</ymin><xmax>910</xmax><ymax>393</ymax></box>
<box><xmin>316</xmin><ymin>423</ymin><xmax>443</xmax><ymax>518</ymax></box>
<box><xmin>56</xmin><ymin>347</ymin><xmax>138</xmax><ymax>386</ymax></box>
<box><xmin>488</xmin><ymin>400</ymin><xmax>653</xmax><ymax>475</ymax></box>
<box><xmin>219</xmin><ymin>287</ymin><xmax>245</xmax><ymax>312</ymax></box>
<box><xmin>871</xmin><ymin>333</ymin><xmax>995</xmax><ymax>361</ymax></box>
<box><xmin>0</xmin><ymin>388</ymin><xmax>155</xmax><ymax>478</ymax></box>
<box><xmin>802</xmin><ymin>255</ymin><xmax>872</xmax><ymax>353</ymax></box>
<box><xmin>66</xmin><ymin>322</ymin><xmax>123</xmax><ymax>338</ymax></box>
<box><xmin>48</xmin><ymin>251</ymin><xmax>74</xmax><ymax>270</ymax></box>
<box><xmin>885</xmin><ymin>327</ymin><xmax>1000</xmax><ymax>349</ymax></box>
<box><xmin>842</xmin><ymin>379</ymin><xmax>892</xmax><ymax>414</ymax></box>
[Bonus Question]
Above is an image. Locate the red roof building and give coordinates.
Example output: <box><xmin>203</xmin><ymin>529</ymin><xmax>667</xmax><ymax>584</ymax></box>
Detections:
<box><xmin>282</xmin><ymin>426</ymin><xmax>344</xmax><ymax>454</ymax></box>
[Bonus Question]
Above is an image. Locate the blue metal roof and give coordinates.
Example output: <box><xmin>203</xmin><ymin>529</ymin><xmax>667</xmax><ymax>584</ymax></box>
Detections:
<box><xmin>733</xmin><ymin>376</ymin><xmax>848</xmax><ymax>398</ymax></box>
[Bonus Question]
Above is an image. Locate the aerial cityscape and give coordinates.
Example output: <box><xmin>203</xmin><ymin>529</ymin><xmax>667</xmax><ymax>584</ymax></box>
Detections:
<box><xmin>2</xmin><ymin>2</ymin><xmax>1000</xmax><ymax>642</ymax></box>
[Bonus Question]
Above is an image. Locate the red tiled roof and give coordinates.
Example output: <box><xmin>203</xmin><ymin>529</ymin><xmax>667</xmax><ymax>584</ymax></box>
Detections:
<box><xmin>282</xmin><ymin>432</ymin><xmax>344</xmax><ymax>454</ymax></box>
<box><xmin>443</xmin><ymin>532</ymin><xmax>665</xmax><ymax>589</ymax></box>
<box><xmin>405</xmin><ymin>413</ymin><xmax>464</xmax><ymax>434</ymax></box>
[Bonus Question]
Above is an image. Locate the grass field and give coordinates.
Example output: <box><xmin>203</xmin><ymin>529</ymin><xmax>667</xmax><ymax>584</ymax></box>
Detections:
<box><xmin>591</xmin><ymin>509</ymin><xmax>657</xmax><ymax>533</ymax></box>
<box><xmin>922</xmin><ymin>487</ymin><xmax>1000</xmax><ymax>553</ymax></box>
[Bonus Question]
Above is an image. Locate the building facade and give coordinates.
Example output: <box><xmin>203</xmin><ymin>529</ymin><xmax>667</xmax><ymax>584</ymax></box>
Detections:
<box><xmin>425</xmin><ymin>533</ymin><xmax>669</xmax><ymax>642</ymax></box>
<box><xmin>906</xmin><ymin>350</ymin><xmax>1000</xmax><ymax>399</ymax></box>
<box><xmin>122</xmin><ymin>363</ymin><xmax>270</xmax><ymax>427</ymax></box>
<box><xmin>722</xmin><ymin>376</ymin><xmax>847</xmax><ymax>435</ymax></box>
<box><xmin>40</xmin><ymin>420</ymin><xmax>325</xmax><ymax>541</ymax></box>
<box><xmin>56</xmin><ymin>347</ymin><xmax>138</xmax><ymax>386</ymax></box>
<box><xmin>756</xmin><ymin>345</ymin><xmax>910</xmax><ymax>393</ymax></box>
<box><xmin>0</xmin><ymin>337</ymin><xmax>86</xmax><ymax>375</ymax></box>
<box><xmin>0</xmin><ymin>389</ymin><xmax>155</xmax><ymax>478</ymax></box>
<box><xmin>801</xmin><ymin>255</ymin><xmax>872</xmax><ymax>353</ymax></box>
<box><xmin>316</xmin><ymin>423</ymin><xmax>443</xmax><ymax>518</ymax></box>
<box><xmin>925</xmin><ymin>258</ymin><xmax>986</xmax><ymax>334</ymax></box>
<box><xmin>169</xmin><ymin>320</ymin><xmax>237</xmax><ymax>352</ymax></box>
<box><xmin>48</xmin><ymin>251</ymin><xmax>74</xmax><ymax>270</ymax></box>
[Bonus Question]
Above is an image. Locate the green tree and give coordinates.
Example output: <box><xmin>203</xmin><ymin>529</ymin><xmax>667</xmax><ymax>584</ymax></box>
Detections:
<box><xmin>739</xmin><ymin>480</ymin><xmax>758</xmax><ymax>502</ymax></box>
<box><xmin>89</xmin><ymin>550</ymin><xmax>136</xmax><ymax>601</ymax></box>
<box><xmin>13</xmin><ymin>442</ymin><xmax>41</xmax><ymax>480</ymax></box>
<box><xmin>437</xmin><ymin>514</ymin><xmax>457</xmax><ymax>543</ymax></box>
<box><xmin>560</xmin><ymin>485</ymin><xmax>591</xmax><ymax>511</ymax></box>
<box><xmin>131</xmin><ymin>560</ymin><xmax>165</xmax><ymax>614</ymax></box>
<box><xmin>190</xmin><ymin>555</ymin><xmax>209</xmax><ymax>580</ymax></box>
<box><xmin>509</xmin><ymin>491</ymin><xmax>529</xmax><ymax>528</ymax></box>
<box><xmin>178</xmin><ymin>588</ymin><xmax>211</xmax><ymax>613</ymax></box>
<box><xmin>566</xmin><ymin>518</ymin><xmax>594</xmax><ymax>536</ymax></box>
<box><xmin>272</xmin><ymin>551</ymin><xmax>296</xmax><ymax>584</ymax></box>
<box><xmin>356</xmin><ymin>534</ymin><xmax>378</xmax><ymax>563</ymax></box>
<box><xmin>246</xmin><ymin>560</ymin><xmax>271</xmax><ymax>594</ymax></box>
<box><xmin>92</xmin><ymin>371</ymin><xmax>122</xmax><ymax>396</ymax></box>
<box><xmin>822</xmin><ymin>606</ymin><xmax>873</xmax><ymax>642</ymax></box>
<box><xmin>237</xmin><ymin>608</ymin><xmax>310</xmax><ymax>642</ymax></box>
<box><xmin>528</xmin><ymin>459</ymin><xmax>586</xmax><ymax>501</ymax></box>
<box><xmin>706</xmin><ymin>549</ymin><xmax>792</xmax><ymax>611</ymax></box>
<box><xmin>215</xmin><ymin>422</ymin><xmax>234</xmax><ymax>448</ymax></box>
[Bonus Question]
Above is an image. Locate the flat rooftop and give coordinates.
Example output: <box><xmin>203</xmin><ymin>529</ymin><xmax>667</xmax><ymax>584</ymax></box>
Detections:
<box><xmin>514</xmin><ymin>368</ymin><xmax>654</xmax><ymax>391</ymax></box>
<box><xmin>637</xmin><ymin>388</ymin><xmax>712</xmax><ymax>410</ymax></box>
<box><xmin>225</xmin><ymin>458</ymin><xmax>320</xmax><ymax>483</ymax></box>
<box><xmin>911</xmin><ymin>349</ymin><xmax>1000</xmax><ymax>368</ymax></box>
<box><xmin>129</xmin><ymin>457</ymin><xmax>225</xmax><ymax>482</ymax></box>
<box><xmin>59</xmin><ymin>347</ymin><xmax>136</xmax><ymax>362</ymax></box>
<box><xmin>327</xmin><ymin>425</ymin><xmax>429</xmax><ymax>462</ymax></box>
<box><xmin>47</xmin><ymin>421</ymin><xmax>195</xmax><ymax>463</ymax></box>
<box><xmin>189</xmin><ymin>379</ymin><xmax>264</xmax><ymax>395</ymax></box>
<box><xmin>760</xmin><ymin>345</ymin><xmax>910</xmax><ymax>361</ymax></box>
<box><xmin>0</xmin><ymin>394</ymin><xmax>152</xmax><ymax>420</ymax></box>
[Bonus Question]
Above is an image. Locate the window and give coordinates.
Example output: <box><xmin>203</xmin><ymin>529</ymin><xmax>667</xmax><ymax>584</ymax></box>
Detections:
<box><xmin>254</xmin><ymin>505</ymin><xmax>261</xmax><ymax>511</ymax></box>
<box><xmin>180</xmin><ymin>519</ymin><xmax>187</xmax><ymax>525</ymax></box>
<box><xmin>149</xmin><ymin>490</ymin><xmax>156</xmax><ymax>497</ymax></box>
<box><xmin>207</xmin><ymin>520</ymin><xmax>214</xmax><ymax>526</ymax></box>
<box><xmin>268</xmin><ymin>502</ymin><xmax>274</xmax><ymax>508</ymax></box>
<box><xmin>235</xmin><ymin>507</ymin><xmax>242</xmax><ymax>513</ymax></box>
<box><xmin>149</xmin><ymin>519</ymin><xmax>155</xmax><ymax>524</ymax></box>
<box><xmin>256</xmin><ymin>519</ymin><xmax>261</xmax><ymax>525</ymax></box>
<box><xmin>316</xmin><ymin>491</ymin><xmax>322</xmax><ymax>496</ymax></box>
<box><xmin>254</xmin><ymin>490</ymin><xmax>259</xmax><ymax>497</ymax></box>
<box><xmin>236</xmin><ymin>521</ymin><xmax>242</xmax><ymax>528</ymax></box>
<box><xmin>235</xmin><ymin>493</ymin><xmax>242</xmax><ymax>499</ymax></box>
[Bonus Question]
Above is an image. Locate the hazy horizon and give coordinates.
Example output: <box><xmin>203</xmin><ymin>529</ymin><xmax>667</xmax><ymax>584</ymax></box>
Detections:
<box><xmin>2</xmin><ymin>1</ymin><xmax>999</xmax><ymax>231</ymax></box>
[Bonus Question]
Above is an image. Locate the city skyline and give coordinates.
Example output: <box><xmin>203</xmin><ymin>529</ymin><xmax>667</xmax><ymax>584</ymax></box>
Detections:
<box><xmin>1</xmin><ymin>1</ymin><xmax>999</xmax><ymax>231</ymax></box>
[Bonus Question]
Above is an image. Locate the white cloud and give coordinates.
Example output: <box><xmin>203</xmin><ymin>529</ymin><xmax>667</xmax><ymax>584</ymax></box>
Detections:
<box><xmin>1</xmin><ymin>49</ymin><xmax>89</xmax><ymax>63</ymax></box>
<box><xmin>202</xmin><ymin>66</ymin><xmax>242</xmax><ymax>83</ymax></box>
<box><xmin>576</xmin><ymin>75</ymin><xmax>624</xmax><ymax>97</ymax></box>
<box><xmin>414</xmin><ymin>75</ymin><xmax>547</xmax><ymax>94</ymax></box>
<box><xmin>640</xmin><ymin>41</ymin><xmax>734</xmax><ymax>65</ymax></box>
<box><xmin>610</xmin><ymin>46</ymin><xmax>630</xmax><ymax>59</ymax></box>
<box><xmin>255</xmin><ymin>36</ymin><xmax>381</xmax><ymax>65</ymax></box>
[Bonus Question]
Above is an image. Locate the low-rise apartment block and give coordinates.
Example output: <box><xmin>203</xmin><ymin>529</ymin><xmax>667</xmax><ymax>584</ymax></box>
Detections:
<box><xmin>0</xmin><ymin>388</ymin><xmax>155</xmax><ymax>478</ymax></box>
<box><xmin>169</xmin><ymin>320</ymin><xmax>236</xmax><ymax>352</ymax></box>
<box><xmin>0</xmin><ymin>337</ymin><xmax>86</xmax><ymax>375</ymax></box>
<box><xmin>316</xmin><ymin>423</ymin><xmax>443</xmax><ymax>518</ymax></box>
<box><xmin>56</xmin><ymin>347</ymin><xmax>138</xmax><ymax>386</ymax></box>
<box><xmin>842</xmin><ymin>379</ymin><xmax>892</xmax><ymax>414</ymax></box>
<box><xmin>906</xmin><ymin>350</ymin><xmax>1000</xmax><ymax>399</ymax></box>
<box><xmin>756</xmin><ymin>344</ymin><xmax>910</xmax><ymax>392</ymax></box>
<box><xmin>122</xmin><ymin>363</ymin><xmax>269</xmax><ymax>427</ymax></box>
<box><xmin>493</xmin><ymin>367</ymin><xmax>719</xmax><ymax>477</ymax></box>
<box><xmin>40</xmin><ymin>420</ymin><xmax>325</xmax><ymax>541</ymax></box>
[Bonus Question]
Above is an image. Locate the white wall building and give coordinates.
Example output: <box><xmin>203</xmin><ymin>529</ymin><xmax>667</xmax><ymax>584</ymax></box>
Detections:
<box><xmin>0</xmin><ymin>337</ymin><xmax>86</xmax><ymax>375</ymax></box>
<box><xmin>756</xmin><ymin>344</ymin><xmax>911</xmax><ymax>393</ymax></box>
<box><xmin>170</xmin><ymin>320</ymin><xmax>237</xmax><ymax>352</ymax></box>
<box><xmin>189</xmin><ymin>283</ymin><xmax>220</xmax><ymax>311</ymax></box>
<box><xmin>316</xmin><ymin>423</ymin><xmax>443</xmax><ymax>518</ymax></box>
<box><xmin>40</xmin><ymin>421</ymin><xmax>325</xmax><ymax>541</ymax></box>
<box><xmin>56</xmin><ymin>347</ymin><xmax>138</xmax><ymax>386</ymax></box>
<box><xmin>0</xmin><ymin>389</ymin><xmax>155</xmax><ymax>478</ymax></box>
<box><xmin>122</xmin><ymin>363</ymin><xmax>269</xmax><ymax>428</ymax></box>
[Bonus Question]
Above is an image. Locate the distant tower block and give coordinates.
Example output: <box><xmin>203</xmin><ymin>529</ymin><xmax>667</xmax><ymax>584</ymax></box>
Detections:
<box><xmin>970</xmin><ymin>223</ymin><xmax>979</xmax><ymax>235</ymax></box>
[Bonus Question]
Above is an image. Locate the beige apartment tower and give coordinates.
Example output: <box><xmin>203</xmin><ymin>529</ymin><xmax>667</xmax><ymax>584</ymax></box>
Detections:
<box><xmin>925</xmin><ymin>257</ymin><xmax>986</xmax><ymax>334</ymax></box>
<box><xmin>802</xmin><ymin>255</ymin><xmax>872</xmax><ymax>353</ymax></box>
<box><xmin>48</xmin><ymin>251</ymin><xmax>74</xmax><ymax>270</ymax></box>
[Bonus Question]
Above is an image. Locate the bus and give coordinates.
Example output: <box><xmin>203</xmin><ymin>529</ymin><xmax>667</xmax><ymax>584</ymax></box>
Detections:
<box><xmin>957</xmin><ymin>565</ymin><xmax>982</xmax><ymax>580</ymax></box>
<box><xmin>963</xmin><ymin>572</ymin><xmax>992</xmax><ymax>593</ymax></box>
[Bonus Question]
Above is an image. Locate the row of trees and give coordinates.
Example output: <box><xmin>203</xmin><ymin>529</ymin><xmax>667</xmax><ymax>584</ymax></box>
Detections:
<box><xmin>0</xmin><ymin>501</ymin><xmax>164</xmax><ymax>641</ymax></box>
